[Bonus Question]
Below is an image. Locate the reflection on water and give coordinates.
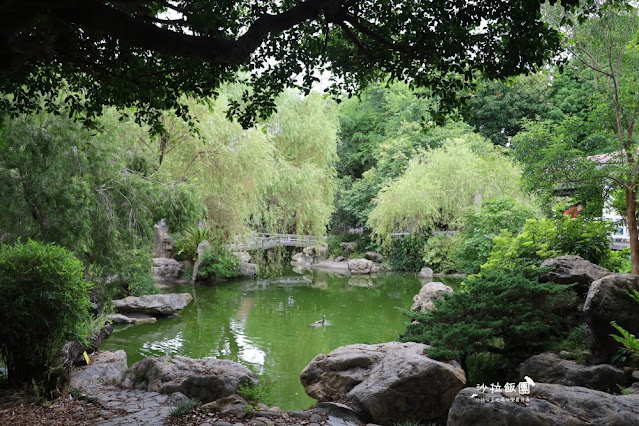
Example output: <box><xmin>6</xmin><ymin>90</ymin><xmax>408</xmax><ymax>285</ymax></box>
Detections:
<box><xmin>101</xmin><ymin>269</ymin><xmax>462</xmax><ymax>410</ymax></box>
<box><xmin>143</xmin><ymin>333</ymin><xmax>184</xmax><ymax>356</ymax></box>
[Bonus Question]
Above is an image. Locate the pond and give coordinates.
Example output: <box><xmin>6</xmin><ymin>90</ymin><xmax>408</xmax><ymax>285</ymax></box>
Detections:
<box><xmin>101</xmin><ymin>268</ymin><xmax>463</xmax><ymax>410</ymax></box>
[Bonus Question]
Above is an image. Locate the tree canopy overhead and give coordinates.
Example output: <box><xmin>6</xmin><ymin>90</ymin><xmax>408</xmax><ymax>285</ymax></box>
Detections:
<box><xmin>1</xmin><ymin>0</ymin><xmax>582</xmax><ymax>129</ymax></box>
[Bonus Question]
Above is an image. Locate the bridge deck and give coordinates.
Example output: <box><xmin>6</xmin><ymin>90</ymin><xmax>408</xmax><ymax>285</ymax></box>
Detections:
<box><xmin>226</xmin><ymin>233</ymin><xmax>324</xmax><ymax>251</ymax></box>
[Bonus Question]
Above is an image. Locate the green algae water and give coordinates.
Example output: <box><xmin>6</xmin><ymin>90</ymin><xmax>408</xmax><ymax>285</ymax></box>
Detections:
<box><xmin>101</xmin><ymin>269</ymin><xmax>462</xmax><ymax>410</ymax></box>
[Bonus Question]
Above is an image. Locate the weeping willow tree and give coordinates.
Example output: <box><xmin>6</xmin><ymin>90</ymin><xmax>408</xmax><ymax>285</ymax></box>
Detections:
<box><xmin>260</xmin><ymin>92</ymin><xmax>338</xmax><ymax>235</ymax></box>
<box><xmin>367</xmin><ymin>134</ymin><xmax>524</xmax><ymax>238</ymax></box>
<box><xmin>156</xmin><ymin>89</ymin><xmax>338</xmax><ymax>237</ymax></box>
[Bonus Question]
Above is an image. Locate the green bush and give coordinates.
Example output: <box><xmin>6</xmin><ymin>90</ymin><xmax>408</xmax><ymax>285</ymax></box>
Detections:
<box><xmin>452</xmin><ymin>198</ymin><xmax>536</xmax><ymax>274</ymax></box>
<box><xmin>422</xmin><ymin>233</ymin><xmax>460</xmax><ymax>274</ymax></box>
<box><xmin>198</xmin><ymin>245</ymin><xmax>240</xmax><ymax>281</ymax></box>
<box><xmin>483</xmin><ymin>214</ymin><xmax>615</xmax><ymax>271</ymax></box>
<box><xmin>175</xmin><ymin>224</ymin><xmax>216</xmax><ymax>262</ymax></box>
<box><xmin>386</xmin><ymin>234</ymin><xmax>428</xmax><ymax>272</ymax></box>
<box><xmin>0</xmin><ymin>240</ymin><xmax>93</xmax><ymax>384</ymax></box>
<box><xmin>400</xmin><ymin>266</ymin><xmax>576</xmax><ymax>377</ymax></box>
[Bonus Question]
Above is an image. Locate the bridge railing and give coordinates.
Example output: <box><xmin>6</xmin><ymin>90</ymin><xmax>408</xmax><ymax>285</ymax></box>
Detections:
<box><xmin>226</xmin><ymin>233</ymin><xmax>325</xmax><ymax>250</ymax></box>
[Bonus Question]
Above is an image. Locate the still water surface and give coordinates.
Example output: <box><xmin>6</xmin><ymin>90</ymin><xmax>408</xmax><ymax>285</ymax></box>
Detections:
<box><xmin>101</xmin><ymin>269</ymin><xmax>462</xmax><ymax>410</ymax></box>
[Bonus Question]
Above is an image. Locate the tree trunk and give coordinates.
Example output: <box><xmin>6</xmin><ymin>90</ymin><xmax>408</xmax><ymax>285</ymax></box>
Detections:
<box><xmin>626</xmin><ymin>185</ymin><xmax>639</xmax><ymax>274</ymax></box>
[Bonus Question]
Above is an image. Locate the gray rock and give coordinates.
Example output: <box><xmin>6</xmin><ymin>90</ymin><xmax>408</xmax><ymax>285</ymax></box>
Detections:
<box><xmin>347</xmin><ymin>258</ymin><xmax>373</xmax><ymax>274</ymax></box>
<box><xmin>238</xmin><ymin>262</ymin><xmax>258</xmax><ymax>278</ymax></box>
<box><xmin>303</xmin><ymin>243</ymin><xmax>329</xmax><ymax>262</ymax></box>
<box><xmin>113</xmin><ymin>293</ymin><xmax>193</xmax><ymax>316</ymax></box>
<box><xmin>411</xmin><ymin>282</ymin><xmax>453</xmax><ymax>313</ymax></box>
<box><xmin>312</xmin><ymin>402</ymin><xmax>361</xmax><ymax>423</ymax></box>
<box><xmin>153</xmin><ymin>257</ymin><xmax>183</xmax><ymax>282</ymax></box>
<box><xmin>447</xmin><ymin>384</ymin><xmax>639</xmax><ymax>426</ymax></box>
<box><xmin>335</xmin><ymin>256</ymin><xmax>346</xmax><ymax>262</ymax></box>
<box><xmin>193</xmin><ymin>239</ymin><xmax>212</xmax><ymax>283</ymax></box>
<box><xmin>167</xmin><ymin>392</ymin><xmax>191</xmax><ymax>406</ymax></box>
<box><xmin>364</xmin><ymin>251</ymin><xmax>383</xmax><ymax>263</ymax></box>
<box><xmin>122</xmin><ymin>355</ymin><xmax>257</xmax><ymax>403</ymax></box>
<box><xmin>291</xmin><ymin>252</ymin><xmax>313</xmax><ymax>266</ymax></box>
<box><xmin>70</xmin><ymin>350</ymin><xmax>128</xmax><ymax>389</ymax></box>
<box><xmin>541</xmin><ymin>255</ymin><xmax>611</xmax><ymax>294</ymax></box>
<box><xmin>418</xmin><ymin>267</ymin><xmax>434</xmax><ymax>278</ymax></box>
<box><xmin>583</xmin><ymin>274</ymin><xmax>639</xmax><ymax>362</ymax></box>
<box><xmin>202</xmin><ymin>394</ymin><xmax>250</xmax><ymax>418</ymax></box>
<box><xmin>312</xmin><ymin>260</ymin><xmax>350</xmax><ymax>274</ymax></box>
<box><xmin>233</xmin><ymin>251</ymin><xmax>252</xmax><ymax>263</ymax></box>
<box><xmin>518</xmin><ymin>352</ymin><xmax>631</xmax><ymax>392</ymax></box>
<box><xmin>300</xmin><ymin>342</ymin><xmax>466</xmax><ymax>424</ymax></box>
<box><xmin>339</xmin><ymin>242</ymin><xmax>357</xmax><ymax>255</ymax></box>
<box><xmin>153</xmin><ymin>219</ymin><xmax>175</xmax><ymax>258</ymax></box>
<box><xmin>60</xmin><ymin>324</ymin><xmax>113</xmax><ymax>369</ymax></box>
<box><xmin>108</xmin><ymin>313</ymin><xmax>157</xmax><ymax>325</ymax></box>
<box><xmin>370</xmin><ymin>263</ymin><xmax>391</xmax><ymax>273</ymax></box>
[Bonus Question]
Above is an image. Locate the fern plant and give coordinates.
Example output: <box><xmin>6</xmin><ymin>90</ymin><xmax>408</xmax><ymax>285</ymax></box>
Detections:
<box><xmin>610</xmin><ymin>289</ymin><xmax>639</xmax><ymax>359</ymax></box>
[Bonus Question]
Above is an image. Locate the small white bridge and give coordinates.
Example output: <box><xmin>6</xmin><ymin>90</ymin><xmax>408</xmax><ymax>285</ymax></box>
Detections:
<box><xmin>226</xmin><ymin>233</ymin><xmax>324</xmax><ymax>251</ymax></box>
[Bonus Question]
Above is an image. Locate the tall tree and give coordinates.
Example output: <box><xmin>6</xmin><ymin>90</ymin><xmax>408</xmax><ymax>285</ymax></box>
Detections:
<box><xmin>514</xmin><ymin>6</ymin><xmax>639</xmax><ymax>272</ymax></box>
<box><xmin>1</xmin><ymin>0</ymin><xmax>583</xmax><ymax>129</ymax></box>
<box><xmin>367</xmin><ymin>134</ymin><xmax>524</xmax><ymax>238</ymax></box>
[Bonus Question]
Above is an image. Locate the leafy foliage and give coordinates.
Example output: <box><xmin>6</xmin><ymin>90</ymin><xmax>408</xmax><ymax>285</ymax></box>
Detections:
<box><xmin>401</xmin><ymin>267</ymin><xmax>576</xmax><ymax>376</ymax></box>
<box><xmin>0</xmin><ymin>240</ymin><xmax>92</xmax><ymax>384</ymax></box>
<box><xmin>368</xmin><ymin>135</ymin><xmax>524</xmax><ymax>238</ymax></box>
<box><xmin>0</xmin><ymin>0</ymin><xmax>585</xmax><ymax>130</ymax></box>
<box><xmin>0</xmin><ymin>110</ymin><xmax>205</xmax><ymax>297</ymax></box>
<box><xmin>452</xmin><ymin>198</ymin><xmax>538</xmax><ymax>274</ymax></box>
<box><xmin>482</xmin><ymin>214</ymin><xmax>615</xmax><ymax>271</ymax></box>
<box><xmin>422</xmin><ymin>234</ymin><xmax>460</xmax><ymax>274</ymax></box>
<box><xmin>610</xmin><ymin>289</ymin><xmax>639</xmax><ymax>359</ymax></box>
<box><xmin>159</xmin><ymin>91</ymin><xmax>337</xmax><ymax>237</ymax></box>
<box><xmin>386</xmin><ymin>234</ymin><xmax>428</xmax><ymax>272</ymax></box>
<box><xmin>463</xmin><ymin>75</ymin><xmax>554</xmax><ymax>146</ymax></box>
<box><xmin>198</xmin><ymin>246</ymin><xmax>240</xmax><ymax>281</ymax></box>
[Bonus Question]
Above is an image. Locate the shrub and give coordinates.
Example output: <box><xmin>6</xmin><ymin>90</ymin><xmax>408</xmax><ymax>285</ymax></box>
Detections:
<box><xmin>422</xmin><ymin>233</ymin><xmax>460</xmax><ymax>274</ymax></box>
<box><xmin>482</xmin><ymin>214</ymin><xmax>615</xmax><ymax>272</ymax></box>
<box><xmin>175</xmin><ymin>224</ymin><xmax>216</xmax><ymax>262</ymax></box>
<box><xmin>400</xmin><ymin>266</ymin><xmax>576</xmax><ymax>377</ymax></box>
<box><xmin>610</xmin><ymin>289</ymin><xmax>639</xmax><ymax>361</ymax></box>
<box><xmin>0</xmin><ymin>240</ymin><xmax>93</xmax><ymax>384</ymax></box>
<box><xmin>452</xmin><ymin>198</ymin><xmax>536</xmax><ymax>274</ymax></box>
<box><xmin>198</xmin><ymin>245</ymin><xmax>240</xmax><ymax>281</ymax></box>
<box><xmin>386</xmin><ymin>234</ymin><xmax>428</xmax><ymax>272</ymax></box>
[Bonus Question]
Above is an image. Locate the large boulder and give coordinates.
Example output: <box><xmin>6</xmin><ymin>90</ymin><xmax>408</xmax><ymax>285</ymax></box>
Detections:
<box><xmin>312</xmin><ymin>260</ymin><xmax>350</xmax><ymax>274</ymax></box>
<box><xmin>292</xmin><ymin>252</ymin><xmax>313</xmax><ymax>265</ymax></box>
<box><xmin>153</xmin><ymin>219</ymin><xmax>175</xmax><ymax>258</ymax></box>
<box><xmin>153</xmin><ymin>257</ymin><xmax>183</xmax><ymax>282</ymax></box>
<box><xmin>447</xmin><ymin>384</ymin><xmax>639</xmax><ymax>426</ymax></box>
<box><xmin>348</xmin><ymin>258</ymin><xmax>373</xmax><ymax>274</ymax></box>
<box><xmin>518</xmin><ymin>352</ymin><xmax>631</xmax><ymax>392</ymax></box>
<box><xmin>238</xmin><ymin>262</ymin><xmax>258</xmax><ymax>278</ymax></box>
<box><xmin>418</xmin><ymin>267</ymin><xmax>434</xmax><ymax>278</ymax></box>
<box><xmin>411</xmin><ymin>282</ymin><xmax>454</xmax><ymax>313</ymax></box>
<box><xmin>70</xmin><ymin>350</ymin><xmax>128</xmax><ymax>390</ymax></box>
<box><xmin>112</xmin><ymin>293</ymin><xmax>193</xmax><ymax>316</ymax></box>
<box><xmin>60</xmin><ymin>324</ymin><xmax>113</xmax><ymax>369</ymax></box>
<box><xmin>192</xmin><ymin>239</ymin><xmax>212</xmax><ymax>283</ymax></box>
<box><xmin>339</xmin><ymin>242</ymin><xmax>357</xmax><ymax>255</ymax></box>
<box><xmin>232</xmin><ymin>251</ymin><xmax>251</xmax><ymax>263</ymax></box>
<box><xmin>541</xmin><ymin>255</ymin><xmax>611</xmax><ymax>294</ymax></box>
<box><xmin>364</xmin><ymin>251</ymin><xmax>383</xmax><ymax>263</ymax></box>
<box><xmin>300</xmin><ymin>342</ymin><xmax>466</xmax><ymax>424</ymax></box>
<box><xmin>108</xmin><ymin>313</ymin><xmax>157</xmax><ymax>325</ymax></box>
<box><xmin>303</xmin><ymin>243</ymin><xmax>329</xmax><ymax>262</ymax></box>
<box><xmin>122</xmin><ymin>355</ymin><xmax>257</xmax><ymax>403</ymax></box>
<box><xmin>583</xmin><ymin>274</ymin><xmax>639</xmax><ymax>362</ymax></box>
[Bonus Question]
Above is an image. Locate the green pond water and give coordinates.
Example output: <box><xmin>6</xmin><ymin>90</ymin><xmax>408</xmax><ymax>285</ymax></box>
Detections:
<box><xmin>101</xmin><ymin>269</ymin><xmax>462</xmax><ymax>410</ymax></box>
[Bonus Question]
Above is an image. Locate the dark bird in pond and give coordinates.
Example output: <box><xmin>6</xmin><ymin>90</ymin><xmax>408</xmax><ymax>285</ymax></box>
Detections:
<box><xmin>310</xmin><ymin>315</ymin><xmax>327</xmax><ymax>327</ymax></box>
